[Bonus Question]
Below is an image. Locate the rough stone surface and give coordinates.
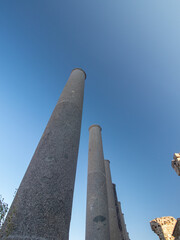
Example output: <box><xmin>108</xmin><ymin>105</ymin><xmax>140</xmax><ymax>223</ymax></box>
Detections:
<box><xmin>150</xmin><ymin>216</ymin><xmax>177</xmax><ymax>240</ymax></box>
<box><xmin>117</xmin><ymin>201</ymin><xmax>130</xmax><ymax>240</ymax></box>
<box><xmin>104</xmin><ymin>160</ymin><xmax>122</xmax><ymax>240</ymax></box>
<box><xmin>173</xmin><ymin>218</ymin><xmax>180</xmax><ymax>240</ymax></box>
<box><xmin>86</xmin><ymin>125</ymin><xmax>110</xmax><ymax>240</ymax></box>
<box><xmin>172</xmin><ymin>153</ymin><xmax>180</xmax><ymax>176</ymax></box>
<box><xmin>0</xmin><ymin>69</ymin><xmax>86</xmax><ymax>240</ymax></box>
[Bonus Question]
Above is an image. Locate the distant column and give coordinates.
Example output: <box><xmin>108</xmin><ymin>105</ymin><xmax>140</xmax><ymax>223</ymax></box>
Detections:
<box><xmin>104</xmin><ymin>160</ymin><xmax>121</xmax><ymax>240</ymax></box>
<box><xmin>118</xmin><ymin>202</ymin><xmax>130</xmax><ymax>240</ymax></box>
<box><xmin>1</xmin><ymin>68</ymin><xmax>86</xmax><ymax>240</ymax></box>
<box><xmin>112</xmin><ymin>184</ymin><xmax>124</xmax><ymax>240</ymax></box>
<box><xmin>86</xmin><ymin>125</ymin><xmax>110</xmax><ymax>240</ymax></box>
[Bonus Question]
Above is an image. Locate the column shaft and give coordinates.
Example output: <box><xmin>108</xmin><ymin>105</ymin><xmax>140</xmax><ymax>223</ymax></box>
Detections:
<box><xmin>118</xmin><ymin>202</ymin><xmax>130</xmax><ymax>240</ymax></box>
<box><xmin>86</xmin><ymin>125</ymin><xmax>110</xmax><ymax>240</ymax></box>
<box><xmin>104</xmin><ymin>160</ymin><xmax>121</xmax><ymax>240</ymax></box>
<box><xmin>1</xmin><ymin>68</ymin><xmax>86</xmax><ymax>240</ymax></box>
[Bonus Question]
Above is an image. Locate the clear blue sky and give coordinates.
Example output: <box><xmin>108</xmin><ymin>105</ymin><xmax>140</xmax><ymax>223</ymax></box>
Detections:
<box><xmin>0</xmin><ymin>1</ymin><xmax>180</xmax><ymax>239</ymax></box>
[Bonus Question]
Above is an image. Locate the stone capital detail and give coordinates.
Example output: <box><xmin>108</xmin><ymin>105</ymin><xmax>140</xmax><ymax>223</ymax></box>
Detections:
<box><xmin>150</xmin><ymin>216</ymin><xmax>177</xmax><ymax>240</ymax></box>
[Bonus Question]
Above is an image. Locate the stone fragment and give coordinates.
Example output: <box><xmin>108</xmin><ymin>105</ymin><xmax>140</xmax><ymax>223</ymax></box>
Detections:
<box><xmin>173</xmin><ymin>218</ymin><xmax>180</xmax><ymax>240</ymax></box>
<box><xmin>172</xmin><ymin>153</ymin><xmax>180</xmax><ymax>176</ymax></box>
<box><xmin>150</xmin><ymin>216</ymin><xmax>177</xmax><ymax>240</ymax></box>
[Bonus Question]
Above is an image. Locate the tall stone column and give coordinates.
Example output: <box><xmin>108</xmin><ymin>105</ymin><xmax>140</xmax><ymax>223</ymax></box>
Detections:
<box><xmin>104</xmin><ymin>160</ymin><xmax>121</xmax><ymax>240</ymax></box>
<box><xmin>86</xmin><ymin>125</ymin><xmax>110</xmax><ymax>240</ymax></box>
<box><xmin>1</xmin><ymin>68</ymin><xmax>86</xmax><ymax>240</ymax></box>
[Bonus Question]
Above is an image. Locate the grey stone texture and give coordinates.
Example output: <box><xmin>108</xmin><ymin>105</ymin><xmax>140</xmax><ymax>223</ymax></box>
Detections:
<box><xmin>118</xmin><ymin>202</ymin><xmax>130</xmax><ymax>240</ymax></box>
<box><xmin>0</xmin><ymin>68</ymin><xmax>86</xmax><ymax>240</ymax></box>
<box><xmin>104</xmin><ymin>160</ymin><xmax>122</xmax><ymax>240</ymax></box>
<box><xmin>112</xmin><ymin>184</ymin><xmax>124</xmax><ymax>240</ymax></box>
<box><xmin>86</xmin><ymin>125</ymin><xmax>110</xmax><ymax>240</ymax></box>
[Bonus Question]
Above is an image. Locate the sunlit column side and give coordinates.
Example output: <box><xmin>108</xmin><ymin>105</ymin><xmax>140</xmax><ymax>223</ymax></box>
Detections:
<box><xmin>1</xmin><ymin>68</ymin><xmax>86</xmax><ymax>240</ymax></box>
<box><xmin>86</xmin><ymin>125</ymin><xmax>110</xmax><ymax>240</ymax></box>
<box><xmin>104</xmin><ymin>160</ymin><xmax>122</xmax><ymax>240</ymax></box>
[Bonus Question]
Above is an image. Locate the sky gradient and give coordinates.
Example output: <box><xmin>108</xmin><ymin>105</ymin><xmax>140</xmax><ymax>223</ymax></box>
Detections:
<box><xmin>0</xmin><ymin>1</ymin><xmax>180</xmax><ymax>240</ymax></box>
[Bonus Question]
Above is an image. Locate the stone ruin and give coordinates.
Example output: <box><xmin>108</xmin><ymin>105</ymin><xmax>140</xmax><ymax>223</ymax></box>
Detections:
<box><xmin>172</xmin><ymin>153</ymin><xmax>180</xmax><ymax>176</ymax></box>
<box><xmin>173</xmin><ymin>218</ymin><xmax>180</xmax><ymax>240</ymax></box>
<box><xmin>150</xmin><ymin>216</ymin><xmax>177</xmax><ymax>240</ymax></box>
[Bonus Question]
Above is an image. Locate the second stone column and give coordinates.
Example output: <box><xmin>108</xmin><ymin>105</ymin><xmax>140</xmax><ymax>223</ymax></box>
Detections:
<box><xmin>85</xmin><ymin>125</ymin><xmax>110</xmax><ymax>240</ymax></box>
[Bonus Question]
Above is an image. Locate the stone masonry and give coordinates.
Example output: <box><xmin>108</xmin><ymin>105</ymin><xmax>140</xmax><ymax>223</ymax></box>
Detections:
<box><xmin>150</xmin><ymin>217</ymin><xmax>177</xmax><ymax>240</ymax></box>
<box><xmin>118</xmin><ymin>201</ymin><xmax>130</xmax><ymax>240</ymax></box>
<box><xmin>86</xmin><ymin>125</ymin><xmax>110</xmax><ymax>240</ymax></box>
<box><xmin>104</xmin><ymin>160</ymin><xmax>121</xmax><ymax>240</ymax></box>
<box><xmin>0</xmin><ymin>68</ymin><xmax>86</xmax><ymax>240</ymax></box>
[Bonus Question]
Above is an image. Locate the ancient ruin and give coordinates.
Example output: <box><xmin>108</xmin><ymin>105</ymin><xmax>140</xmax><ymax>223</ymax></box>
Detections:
<box><xmin>86</xmin><ymin>125</ymin><xmax>110</xmax><ymax>240</ymax></box>
<box><xmin>173</xmin><ymin>218</ymin><xmax>180</xmax><ymax>240</ymax></box>
<box><xmin>150</xmin><ymin>216</ymin><xmax>177</xmax><ymax>240</ymax></box>
<box><xmin>172</xmin><ymin>153</ymin><xmax>180</xmax><ymax>176</ymax></box>
<box><xmin>1</xmin><ymin>69</ymin><xmax>131</xmax><ymax>240</ymax></box>
<box><xmin>1</xmin><ymin>69</ymin><xmax>86</xmax><ymax>240</ymax></box>
<box><xmin>117</xmin><ymin>201</ymin><xmax>130</xmax><ymax>240</ymax></box>
<box><xmin>104</xmin><ymin>160</ymin><xmax>122</xmax><ymax>240</ymax></box>
<box><xmin>85</xmin><ymin>125</ymin><xmax>130</xmax><ymax>240</ymax></box>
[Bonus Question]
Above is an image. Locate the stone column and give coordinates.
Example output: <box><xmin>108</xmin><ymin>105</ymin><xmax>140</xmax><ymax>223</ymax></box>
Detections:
<box><xmin>118</xmin><ymin>202</ymin><xmax>130</xmax><ymax>240</ymax></box>
<box><xmin>112</xmin><ymin>184</ymin><xmax>124</xmax><ymax>240</ymax></box>
<box><xmin>104</xmin><ymin>160</ymin><xmax>121</xmax><ymax>240</ymax></box>
<box><xmin>1</xmin><ymin>68</ymin><xmax>86</xmax><ymax>240</ymax></box>
<box><xmin>86</xmin><ymin>125</ymin><xmax>110</xmax><ymax>240</ymax></box>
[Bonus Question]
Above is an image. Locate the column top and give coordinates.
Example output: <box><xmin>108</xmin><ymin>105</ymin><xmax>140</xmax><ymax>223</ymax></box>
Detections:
<box><xmin>72</xmin><ymin>68</ymin><xmax>87</xmax><ymax>79</ymax></box>
<box><xmin>104</xmin><ymin>159</ymin><xmax>110</xmax><ymax>164</ymax></box>
<box><xmin>89</xmin><ymin>124</ymin><xmax>102</xmax><ymax>131</ymax></box>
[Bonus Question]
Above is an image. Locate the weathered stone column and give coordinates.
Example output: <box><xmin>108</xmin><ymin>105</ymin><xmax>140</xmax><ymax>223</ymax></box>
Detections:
<box><xmin>112</xmin><ymin>184</ymin><xmax>124</xmax><ymax>240</ymax></box>
<box><xmin>1</xmin><ymin>68</ymin><xmax>86</xmax><ymax>240</ymax></box>
<box><xmin>118</xmin><ymin>201</ymin><xmax>130</xmax><ymax>240</ymax></box>
<box><xmin>104</xmin><ymin>160</ymin><xmax>121</xmax><ymax>240</ymax></box>
<box><xmin>86</xmin><ymin>125</ymin><xmax>110</xmax><ymax>240</ymax></box>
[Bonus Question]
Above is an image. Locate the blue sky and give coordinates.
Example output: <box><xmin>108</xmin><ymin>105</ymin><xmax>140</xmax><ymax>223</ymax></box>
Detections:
<box><xmin>0</xmin><ymin>1</ymin><xmax>180</xmax><ymax>239</ymax></box>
